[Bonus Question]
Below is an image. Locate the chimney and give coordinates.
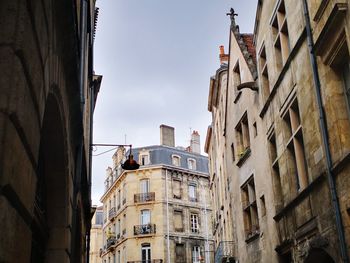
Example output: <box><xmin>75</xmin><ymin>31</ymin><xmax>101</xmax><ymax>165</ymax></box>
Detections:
<box><xmin>112</xmin><ymin>146</ymin><xmax>125</xmax><ymax>169</ymax></box>
<box><xmin>219</xmin><ymin>45</ymin><xmax>229</xmax><ymax>64</ymax></box>
<box><xmin>190</xmin><ymin>130</ymin><xmax>201</xmax><ymax>154</ymax></box>
<box><xmin>160</xmin><ymin>124</ymin><xmax>175</xmax><ymax>147</ymax></box>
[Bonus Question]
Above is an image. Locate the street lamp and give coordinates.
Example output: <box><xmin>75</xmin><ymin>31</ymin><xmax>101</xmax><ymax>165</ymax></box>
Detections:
<box><xmin>92</xmin><ymin>143</ymin><xmax>140</xmax><ymax>170</ymax></box>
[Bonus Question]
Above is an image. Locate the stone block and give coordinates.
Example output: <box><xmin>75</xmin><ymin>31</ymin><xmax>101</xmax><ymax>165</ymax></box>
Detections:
<box><xmin>0</xmin><ymin>196</ymin><xmax>32</xmax><ymax>262</ymax></box>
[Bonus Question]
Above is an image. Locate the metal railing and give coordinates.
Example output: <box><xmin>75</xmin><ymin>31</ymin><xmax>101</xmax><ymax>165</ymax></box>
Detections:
<box><xmin>134</xmin><ymin>192</ymin><xmax>155</xmax><ymax>203</ymax></box>
<box><xmin>134</xmin><ymin>224</ymin><xmax>156</xmax><ymax>235</ymax></box>
<box><xmin>215</xmin><ymin>241</ymin><xmax>236</xmax><ymax>263</ymax></box>
<box><xmin>106</xmin><ymin>237</ymin><xmax>116</xmax><ymax>249</ymax></box>
<box><xmin>127</xmin><ymin>260</ymin><xmax>163</xmax><ymax>263</ymax></box>
<box><xmin>109</xmin><ymin>207</ymin><xmax>116</xmax><ymax>220</ymax></box>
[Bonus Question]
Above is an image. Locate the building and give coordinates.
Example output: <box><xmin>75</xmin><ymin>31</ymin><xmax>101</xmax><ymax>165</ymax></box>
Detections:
<box><xmin>207</xmin><ymin>2</ymin><xmax>350</xmax><ymax>262</ymax></box>
<box><xmin>90</xmin><ymin>206</ymin><xmax>104</xmax><ymax>263</ymax></box>
<box><xmin>100</xmin><ymin>125</ymin><xmax>213</xmax><ymax>263</ymax></box>
<box><xmin>0</xmin><ymin>0</ymin><xmax>101</xmax><ymax>262</ymax></box>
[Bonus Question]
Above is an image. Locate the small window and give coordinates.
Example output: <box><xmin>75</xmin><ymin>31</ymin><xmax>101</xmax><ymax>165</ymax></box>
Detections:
<box><xmin>188</xmin><ymin>158</ymin><xmax>196</xmax><ymax>170</ymax></box>
<box><xmin>172</xmin><ymin>155</ymin><xmax>181</xmax><ymax>166</ymax></box>
<box><xmin>140</xmin><ymin>179</ymin><xmax>150</xmax><ymax>193</ymax></box>
<box><xmin>236</xmin><ymin>112</ymin><xmax>251</xmax><ymax>162</ymax></box>
<box><xmin>189</xmin><ymin>184</ymin><xmax>197</xmax><ymax>202</ymax></box>
<box><xmin>141</xmin><ymin>210</ymin><xmax>151</xmax><ymax>225</ymax></box>
<box><xmin>140</xmin><ymin>154</ymin><xmax>149</xmax><ymax>165</ymax></box>
<box><xmin>190</xmin><ymin>214</ymin><xmax>199</xmax><ymax>233</ymax></box>
<box><xmin>192</xmin><ymin>246</ymin><xmax>201</xmax><ymax>263</ymax></box>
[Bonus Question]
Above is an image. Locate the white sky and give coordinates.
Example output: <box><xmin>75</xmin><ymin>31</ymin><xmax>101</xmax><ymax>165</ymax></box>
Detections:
<box><xmin>92</xmin><ymin>0</ymin><xmax>257</xmax><ymax>205</ymax></box>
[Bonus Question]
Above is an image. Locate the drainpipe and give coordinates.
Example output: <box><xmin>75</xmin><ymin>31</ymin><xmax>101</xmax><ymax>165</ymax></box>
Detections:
<box><xmin>302</xmin><ymin>0</ymin><xmax>349</xmax><ymax>262</ymax></box>
<box><xmin>71</xmin><ymin>0</ymin><xmax>88</xmax><ymax>261</ymax></box>
<box><xmin>165</xmin><ymin>169</ymin><xmax>171</xmax><ymax>263</ymax></box>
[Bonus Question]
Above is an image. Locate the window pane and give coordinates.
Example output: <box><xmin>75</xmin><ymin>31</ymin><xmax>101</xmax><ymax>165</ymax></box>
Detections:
<box><xmin>141</xmin><ymin>210</ymin><xmax>150</xmax><ymax>224</ymax></box>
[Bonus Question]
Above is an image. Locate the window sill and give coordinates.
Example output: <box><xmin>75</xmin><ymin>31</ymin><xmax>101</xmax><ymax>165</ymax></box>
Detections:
<box><xmin>236</xmin><ymin>148</ymin><xmax>251</xmax><ymax>167</ymax></box>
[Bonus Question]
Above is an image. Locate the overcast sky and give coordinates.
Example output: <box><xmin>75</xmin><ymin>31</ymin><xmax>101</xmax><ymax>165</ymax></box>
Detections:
<box><xmin>92</xmin><ymin>0</ymin><xmax>257</xmax><ymax>205</ymax></box>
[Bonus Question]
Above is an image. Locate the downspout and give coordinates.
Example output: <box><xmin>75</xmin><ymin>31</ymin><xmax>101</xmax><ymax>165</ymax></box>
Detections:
<box><xmin>72</xmin><ymin>0</ymin><xmax>88</xmax><ymax>261</ymax></box>
<box><xmin>165</xmin><ymin>169</ymin><xmax>171</xmax><ymax>263</ymax></box>
<box><xmin>86</xmin><ymin>80</ymin><xmax>95</xmax><ymax>263</ymax></box>
<box><xmin>302</xmin><ymin>1</ymin><xmax>349</xmax><ymax>262</ymax></box>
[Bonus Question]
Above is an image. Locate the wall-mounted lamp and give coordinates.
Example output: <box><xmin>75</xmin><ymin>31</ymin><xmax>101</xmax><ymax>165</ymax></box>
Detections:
<box><xmin>92</xmin><ymin>143</ymin><xmax>140</xmax><ymax>170</ymax></box>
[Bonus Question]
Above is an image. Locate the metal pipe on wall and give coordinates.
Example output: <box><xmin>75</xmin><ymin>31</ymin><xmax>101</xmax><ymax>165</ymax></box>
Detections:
<box><xmin>302</xmin><ymin>0</ymin><xmax>349</xmax><ymax>262</ymax></box>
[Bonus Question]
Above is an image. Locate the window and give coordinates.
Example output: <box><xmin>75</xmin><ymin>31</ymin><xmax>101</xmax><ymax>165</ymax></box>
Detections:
<box><xmin>95</xmin><ymin>211</ymin><xmax>103</xmax><ymax>225</ymax></box>
<box><xmin>231</xmin><ymin>143</ymin><xmax>235</xmax><ymax>162</ymax></box>
<box><xmin>174</xmin><ymin>210</ymin><xmax>183</xmax><ymax>232</ymax></box>
<box><xmin>140</xmin><ymin>179</ymin><xmax>150</xmax><ymax>193</ymax></box>
<box><xmin>271</xmin><ymin>0</ymin><xmax>290</xmax><ymax>69</ymax></box>
<box><xmin>141</xmin><ymin>243</ymin><xmax>151</xmax><ymax>262</ymax></box>
<box><xmin>118</xmin><ymin>251</ymin><xmax>121</xmax><ymax>263</ymax></box>
<box><xmin>259</xmin><ymin>44</ymin><xmax>270</xmax><ymax>100</ymax></box>
<box><xmin>260</xmin><ymin>195</ymin><xmax>266</xmax><ymax>217</ymax></box>
<box><xmin>173</xmin><ymin>179</ymin><xmax>182</xmax><ymax>199</ymax></box>
<box><xmin>172</xmin><ymin>155</ymin><xmax>181</xmax><ymax>166</ymax></box>
<box><xmin>236</xmin><ymin>112</ymin><xmax>251</xmax><ymax>161</ymax></box>
<box><xmin>140</xmin><ymin>154</ymin><xmax>149</xmax><ymax>166</ymax></box>
<box><xmin>175</xmin><ymin>244</ymin><xmax>186</xmax><ymax>263</ymax></box>
<box><xmin>188</xmin><ymin>184</ymin><xmax>197</xmax><ymax>202</ymax></box>
<box><xmin>141</xmin><ymin>210</ymin><xmax>151</xmax><ymax>225</ymax></box>
<box><xmin>233</xmin><ymin>61</ymin><xmax>242</xmax><ymax>102</ymax></box>
<box><xmin>192</xmin><ymin>246</ymin><xmax>201</xmax><ymax>263</ymax></box>
<box><xmin>188</xmin><ymin>158</ymin><xmax>196</xmax><ymax>170</ymax></box>
<box><xmin>283</xmin><ymin>98</ymin><xmax>308</xmax><ymax>191</ymax></box>
<box><xmin>268</xmin><ymin>129</ymin><xmax>283</xmax><ymax>209</ymax></box>
<box><xmin>190</xmin><ymin>214</ymin><xmax>199</xmax><ymax>233</ymax></box>
<box><xmin>118</xmin><ymin>190</ymin><xmax>121</xmax><ymax>209</ymax></box>
<box><xmin>123</xmin><ymin>182</ymin><xmax>126</xmax><ymax>204</ymax></box>
<box><xmin>241</xmin><ymin>176</ymin><xmax>259</xmax><ymax>240</ymax></box>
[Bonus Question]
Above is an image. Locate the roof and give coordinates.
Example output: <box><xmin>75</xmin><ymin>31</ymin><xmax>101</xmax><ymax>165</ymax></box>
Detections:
<box><xmin>131</xmin><ymin>145</ymin><xmax>209</xmax><ymax>174</ymax></box>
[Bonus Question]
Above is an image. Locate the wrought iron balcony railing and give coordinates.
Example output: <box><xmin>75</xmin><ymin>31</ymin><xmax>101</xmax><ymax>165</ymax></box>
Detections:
<box><xmin>109</xmin><ymin>207</ymin><xmax>116</xmax><ymax>220</ymax></box>
<box><xmin>134</xmin><ymin>192</ymin><xmax>155</xmax><ymax>203</ymax></box>
<box><xmin>215</xmin><ymin>241</ymin><xmax>236</xmax><ymax>263</ymax></box>
<box><xmin>127</xmin><ymin>260</ymin><xmax>163</xmax><ymax>263</ymax></box>
<box><xmin>106</xmin><ymin>237</ymin><xmax>116</xmax><ymax>249</ymax></box>
<box><xmin>134</xmin><ymin>224</ymin><xmax>156</xmax><ymax>235</ymax></box>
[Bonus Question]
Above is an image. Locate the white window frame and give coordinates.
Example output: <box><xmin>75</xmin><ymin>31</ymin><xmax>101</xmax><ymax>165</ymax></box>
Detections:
<box><xmin>172</xmin><ymin>154</ymin><xmax>181</xmax><ymax>166</ymax></box>
<box><xmin>192</xmin><ymin>246</ymin><xmax>201</xmax><ymax>263</ymax></box>
<box><xmin>190</xmin><ymin>213</ymin><xmax>199</xmax><ymax>233</ymax></box>
<box><xmin>141</xmin><ymin>209</ymin><xmax>151</xmax><ymax>225</ymax></box>
<box><xmin>187</xmin><ymin>158</ymin><xmax>196</xmax><ymax>170</ymax></box>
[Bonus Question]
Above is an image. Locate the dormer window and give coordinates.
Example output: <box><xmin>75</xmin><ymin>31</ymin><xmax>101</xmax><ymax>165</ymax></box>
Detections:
<box><xmin>139</xmin><ymin>150</ymin><xmax>150</xmax><ymax>166</ymax></box>
<box><xmin>187</xmin><ymin>158</ymin><xmax>196</xmax><ymax>170</ymax></box>
<box><xmin>172</xmin><ymin>155</ymin><xmax>181</xmax><ymax>166</ymax></box>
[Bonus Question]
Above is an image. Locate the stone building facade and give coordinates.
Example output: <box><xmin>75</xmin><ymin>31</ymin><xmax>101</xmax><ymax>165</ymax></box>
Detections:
<box><xmin>0</xmin><ymin>0</ymin><xmax>101</xmax><ymax>262</ymax></box>
<box><xmin>100</xmin><ymin>125</ymin><xmax>213</xmax><ymax>263</ymax></box>
<box><xmin>207</xmin><ymin>2</ymin><xmax>350</xmax><ymax>262</ymax></box>
<box><xmin>90</xmin><ymin>206</ymin><xmax>104</xmax><ymax>263</ymax></box>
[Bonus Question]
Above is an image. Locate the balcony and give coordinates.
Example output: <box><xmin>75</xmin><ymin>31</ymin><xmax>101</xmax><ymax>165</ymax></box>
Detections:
<box><xmin>134</xmin><ymin>224</ymin><xmax>156</xmax><ymax>235</ymax></box>
<box><xmin>109</xmin><ymin>207</ymin><xmax>116</xmax><ymax>220</ymax></box>
<box><xmin>127</xmin><ymin>260</ymin><xmax>163</xmax><ymax>263</ymax></box>
<box><xmin>215</xmin><ymin>241</ymin><xmax>236</xmax><ymax>263</ymax></box>
<box><xmin>134</xmin><ymin>192</ymin><xmax>155</xmax><ymax>203</ymax></box>
<box><xmin>106</xmin><ymin>236</ymin><xmax>116</xmax><ymax>250</ymax></box>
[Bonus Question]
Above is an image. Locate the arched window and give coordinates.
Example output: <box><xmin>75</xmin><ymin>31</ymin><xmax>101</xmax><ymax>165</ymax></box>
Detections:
<box><xmin>187</xmin><ymin>158</ymin><xmax>196</xmax><ymax>170</ymax></box>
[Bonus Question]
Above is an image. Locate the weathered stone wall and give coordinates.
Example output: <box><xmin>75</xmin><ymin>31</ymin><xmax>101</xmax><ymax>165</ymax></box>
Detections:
<box><xmin>0</xmin><ymin>0</ymin><xmax>95</xmax><ymax>262</ymax></box>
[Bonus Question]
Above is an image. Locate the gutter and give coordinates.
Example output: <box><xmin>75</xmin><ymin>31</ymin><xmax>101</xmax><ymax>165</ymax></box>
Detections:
<box><xmin>302</xmin><ymin>0</ymin><xmax>349</xmax><ymax>261</ymax></box>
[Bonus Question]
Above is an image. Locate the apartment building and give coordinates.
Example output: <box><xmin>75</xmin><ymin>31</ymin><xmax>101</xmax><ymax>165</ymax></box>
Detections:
<box><xmin>207</xmin><ymin>2</ymin><xmax>350</xmax><ymax>262</ymax></box>
<box><xmin>100</xmin><ymin>125</ymin><xmax>213</xmax><ymax>263</ymax></box>
<box><xmin>90</xmin><ymin>206</ymin><xmax>104</xmax><ymax>263</ymax></box>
